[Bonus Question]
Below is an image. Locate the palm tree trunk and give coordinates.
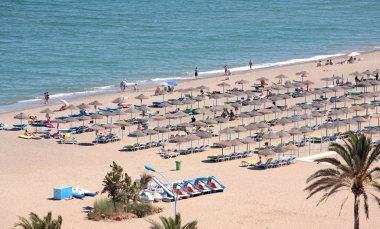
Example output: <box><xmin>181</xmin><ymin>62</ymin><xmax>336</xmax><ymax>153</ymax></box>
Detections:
<box><xmin>354</xmin><ymin>194</ymin><xmax>360</xmax><ymax>229</ymax></box>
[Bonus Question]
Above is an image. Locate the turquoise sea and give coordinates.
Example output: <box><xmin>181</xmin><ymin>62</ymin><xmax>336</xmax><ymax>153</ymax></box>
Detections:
<box><xmin>1</xmin><ymin>0</ymin><xmax>380</xmax><ymax>112</ymax></box>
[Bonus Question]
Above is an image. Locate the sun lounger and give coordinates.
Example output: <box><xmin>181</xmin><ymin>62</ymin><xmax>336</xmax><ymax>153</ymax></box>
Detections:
<box><xmin>119</xmin><ymin>103</ymin><xmax>131</xmax><ymax>108</ymax></box>
<box><xmin>13</xmin><ymin>124</ymin><xmax>28</xmax><ymax>130</ymax></box>
<box><xmin>18</xmin><ymin>134</ymin><xmax>32</xmax><ymax>139</ymax></box>
<box><xmin>255</xmin><ymin>158</ymin><xmax>273</xmax><ymax>169</ymax></box>
<box><xmin>0</xmin><ymin>123</ymin><xmax>9</xmax><ymax>130</ymax></box>
<box><xmin>268</xmin><ymin>160</ymin><xmax>280</xmax><ymax>168</ymax></box>
<box><xmin>241</xmin><ymin>160</ymin><xmax>258</xmax><ymax>167</ymax></box>
<box><xmin>207</xmin><ymin>155</ymin><xmax>223</xmax><ymax>162</ymax></box>
<box><xmin>34</xmin><ymin>127</ymin><xmax>51</xmax><ymax>134</ymax></box>
<box><xmin>163</xmin><ymin>152</ymin><xmax>179</xmax><ymax>159</ymax></box>
<box><xmin>60</xmin><ymin>137</ymin><xmax>78</xmax><ymax>144</ymax></box>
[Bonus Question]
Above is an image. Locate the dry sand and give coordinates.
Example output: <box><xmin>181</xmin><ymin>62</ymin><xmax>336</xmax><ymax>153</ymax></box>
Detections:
<box><xmin>1</xmin><ymin>51</ymin><xmax>380</xmax><ymax>228</ymax></box>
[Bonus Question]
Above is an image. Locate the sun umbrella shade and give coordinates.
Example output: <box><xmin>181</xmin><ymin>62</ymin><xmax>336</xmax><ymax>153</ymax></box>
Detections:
<box><xmin>220</xmin><ymin>127</ymin><xmax>235</xmax><ymax>134</ymax></box>
<box><xmin>14</xmin><ymin>113</ymin><xmax>29</xmax><ymax>120</ymax></box>
<box><xmin>40</xmin><ymin>108</ymin><xmax>54</xmax><ymax>114</ymax></box>
<box><xmin>64</xmin><ymin>117</ymin><xmax>79</xmax><ymax>122</ymax></box>
<box><xmin>285</xmin><ymin>143</ymin><xmax>298</xmax><ymax>150</ymax></box>
<box><xmin>203</xmin><ymin>119</ymin><xmax>218</xmax><ymax>125</ymax></box>
<box><xmin>186</xmin><ymin>134</ymin><xmax>200</xmax><ymax>141</ymax></box>
<box><xmin>196</xmin><ymin>131</ymin><xmax>213</xmax><ymax>139</ymax></box>
<box><xmin>135</xmin><ymin>94</ymin><xmax>149</xmax><ymax>100</ymax></box>
<box><xmin>77</xmin><ymin>103</ymin><xmax>91</xmax><ymax>109</ymax></box>
<box><xmin>178</xmin><ymin>122</ymin><xmax>193</xmax><ymax>128</ymax></box>
<box><xmin>256</xmin><ymin>77</ymin><xmax>269</xmax><ymax>81</ymax></box>
<box><xmin>233</xmin><ymin>126</ymin><xmax>247</xmax><ymax>132</ymax></box>
<box><xmin>113</xmin><ymin>97</ymin><xmax>128</xmax><ymax>104</ymax></box>
<box><xmin>90</xmin><ymin>125</ymin><xmax>105</xmax><ymax>131</ymax></box>
<box><xmin>129</xmin><ymin>130</ymin><xmax>146</xmax><ymax>137</ymax></box>
<box><xmin>215</xmin><ymin>117</ymin><xmax>229</xmax><ymax>123</ymax></box>
<box><xmin>154</xmin><ymin>127</ymin><xmax>171</xmax><ymax>133</ymax></box>
<box><xmin>258</xmin><ymin>148</ymin><xmax>275</xmax><ymax>156</ymax></box>
<box><xmin>144</xmin><ymin>129</ymin><xmax>158</xmax><ymax>135</ymax></box>
<box><xmin>275</xmin><ymin>74</ymin><xmax>287</xmax><ymax>79</ymax></box>
<box><xmin>124</xmin><ymin>108</ymin><xmax>139</xmax><ymax>114</ymax></box>
<box><xmin>91</xmin><ymin>114</ymin><xmax>104</xmax><ymax>119</ymax></box>
<box><xmin>67</xmin><ymin>104</ymin><xmax>78</xmax><ymax>110</ymax></box>
<box><xmin>89</xmin><ymin>100</ymin><xmax>102</xmax><ymax>106</ymax></box>
<box><xmin>256</xmin><ymin>122</ymin><xmax>270</xmax><ymax>129</ymax></box>
<box><xmin>50</xmin><ymin>119</ymin><xmax>69</xmax><ymax>124</ymax></box>
<box><xmin>236</xmin><ymin>80</ymin><xmax>250</xmax><ymax>85</ymax></box>
<box><xmin>217</xmin><ymin>82</ymin><xmax>231</xmax><ymax>87</ymax></box>
<box><xmin>114</xmin><ymin>120</ymin><xmax>130</xmax><ymax>126</ymax></box>
<box><xmin>197</xmin><ymin>85</ymin><xmax>210</xmax><ymax>90</ymax></box>
<box><xmin>103</xmin><ymin>123</ymin><xmax>119</xmax><ymax>129</ymax></box>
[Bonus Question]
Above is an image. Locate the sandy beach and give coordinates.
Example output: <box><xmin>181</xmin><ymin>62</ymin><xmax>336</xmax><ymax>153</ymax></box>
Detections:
<box><xmin>1</xmin><ymin>50</ymin><xmax>380</xmax><ymax>229</ymax></box>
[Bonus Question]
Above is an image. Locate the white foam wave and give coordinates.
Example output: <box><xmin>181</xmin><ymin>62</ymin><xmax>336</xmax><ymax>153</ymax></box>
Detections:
<box><xmin>150</xmin><ymin>76</ymin><xmax>193</xmax><ymax>82</ymax></box>
<box><xmin>4</xmin><ymin>52</ymin><xmax>346</xmax><ymax>113</ymax></box>
<box><xmin>17</xmin><ymin>98</ymin><xmax>41</xmax><ymax>103</ymax></box>
<box><xmin>199</xmin><ymin>53</ymin><xmax>344</xmax><ymax>76</ymax></box>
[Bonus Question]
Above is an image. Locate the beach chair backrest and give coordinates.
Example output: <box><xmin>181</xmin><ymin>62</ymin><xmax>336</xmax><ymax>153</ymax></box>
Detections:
<box><xmin>266</xmin><ymin>158</ymin><xmax>273</xmax><ymax>164</ymax></box>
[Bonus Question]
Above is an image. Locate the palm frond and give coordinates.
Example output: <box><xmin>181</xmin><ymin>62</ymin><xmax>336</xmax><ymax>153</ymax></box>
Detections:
<box><xmin>363</xmin><ymin>192</ymin><xmax>369</xmax><ymax>219</ymax></box>
<box><xmin>306</xmin><ymin>168</ymin><xmax>341</xmax><ymax>183</ymax></box>
<box><xmin>182</xmin><ymin>220</ymin><xmax>198</xmax><ymax>229</ymax></box>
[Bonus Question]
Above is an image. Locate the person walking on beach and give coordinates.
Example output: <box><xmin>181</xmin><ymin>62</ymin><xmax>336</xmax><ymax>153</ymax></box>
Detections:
<box><xmin>133</xmin><ymin>83</ymin><xmax>139</xmax><ymax>92</ymax></box>
<box><xmin>120</xmin><ymin>80</ymin><xmax>127</xmax><ymax>92</ymax></box>
<box><xmin>194</xmin><ymin>67</ymin><xmax>198</xmax><ymax>79</ymax></box>
<box><xmin>249</xmin><ymin>59</ymin><xmax>253</xmax><ymax>70</ymax></box>
<box><xmin>43</xmin><ymin>92</ymin><xmax>50</xmax><ymax>104</ymax></box>
<box><xmin>224</xmin><ymin>65</ymin><xmax>228</xmax><ymax>76</ymax></box>
<box><xmin>43</xmin><ymin>92</ymin><xmax>47</xmax><ymax>104</ymax></box>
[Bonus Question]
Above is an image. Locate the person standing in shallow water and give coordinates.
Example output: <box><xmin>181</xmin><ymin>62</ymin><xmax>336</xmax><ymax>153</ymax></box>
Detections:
<box><xmin>224</xmin><ymin>65</ymin><xmax>228</xmax><ymax>76</ymax></box>
<box><xmin>194</xmin><ymin>67</ymin><xmax>198</xmax><ymax>79</ymax></box>
<box><xmin>249</xmin><ymin>59</ymin><xmax>253</xmax><ymax>70</ymax></box>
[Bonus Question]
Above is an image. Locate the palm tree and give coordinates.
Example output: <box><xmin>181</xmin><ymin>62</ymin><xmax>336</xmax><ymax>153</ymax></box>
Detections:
<box><xmin>148</xmin><ymin>213</ymin><xmax>198</xmax><ymax>229</ymax></box>
<box><xmin>14</xmin><ymin>211</ymin><xmax>62</xmax><ymax>229</ymax></box>
<box><xmin>139</xmin><ymin>173</ymin><xmax>153</xmax><ymax>190</ymax></box>
<box><xmin>102</xmin><ymin>161</ymin><xmax>128</xmax><ymax>209</ymax></box>
<box><xmin>305</xmin><ymin>134</ymin><xmax>380</xmax><ymax>229</ymax></box>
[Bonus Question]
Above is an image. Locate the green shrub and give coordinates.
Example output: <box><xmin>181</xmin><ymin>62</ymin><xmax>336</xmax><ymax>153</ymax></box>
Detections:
<box><xmin>126</xmin><ymin>203</ymin><xmax>162</xmax><ymax>218</ymax></box>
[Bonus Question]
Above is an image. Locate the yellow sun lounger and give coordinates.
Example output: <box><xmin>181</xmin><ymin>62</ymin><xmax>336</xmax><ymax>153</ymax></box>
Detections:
<box><xmin>18</xmin><ymin>135</ymin><xmax>32</xmax><ymax>139</ymax></box>
<box><xmin>241</xmin><ymin>160</ymin><xmax>258</xmax><ymax>167</ymax></box>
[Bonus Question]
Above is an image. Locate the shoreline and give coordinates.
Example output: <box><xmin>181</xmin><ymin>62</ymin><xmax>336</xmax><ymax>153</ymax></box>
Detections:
<box><xmin>2</xmin><ymin>48</ymin><xmax>378</xmax><ymax>115</ymax></box>
<box><xmin>1</xmin><ymin>47</ymin><xmax>380</xmax><ymax>228</ymax></box>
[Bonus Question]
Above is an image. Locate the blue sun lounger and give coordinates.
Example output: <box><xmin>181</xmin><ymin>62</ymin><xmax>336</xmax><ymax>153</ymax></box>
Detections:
<box><xmin>13</xmin><ymin>124</ymin><xmax>28</xmax><ymax>130</ymax></box>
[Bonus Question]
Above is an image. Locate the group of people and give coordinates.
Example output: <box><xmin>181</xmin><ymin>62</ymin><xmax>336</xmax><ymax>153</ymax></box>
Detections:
<box><xmin>317</xmin><ymin>59</ymin><xmax>334</xmax><ymax>67</ymax></box>
<box><xmin>220</xmin><ymin>109</ymin><xmax>237</xmax><ymax>121</ymax></box>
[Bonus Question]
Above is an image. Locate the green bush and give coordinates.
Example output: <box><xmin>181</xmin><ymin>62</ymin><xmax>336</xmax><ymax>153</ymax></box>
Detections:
<box><xmin>126</xmin><ymin>203</ymin><xmax>162</xmax><ymax>218</ymax></box>
<box><xmin>94</xmin><ymin>198</ymin><xmax>115</xmax><ymax>216</ymax></box>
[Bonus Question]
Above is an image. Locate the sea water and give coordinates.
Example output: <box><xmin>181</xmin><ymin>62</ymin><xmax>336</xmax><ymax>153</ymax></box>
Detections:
<box><xmin>1</xmin><ymin>0</ymin><xmax>380</xmax><ymax>112</ymax></box>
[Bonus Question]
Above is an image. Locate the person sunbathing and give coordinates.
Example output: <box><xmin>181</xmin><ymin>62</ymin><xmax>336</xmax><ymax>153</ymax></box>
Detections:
<box><xmin>256</xmin><ymin>156</ymin><xmax>263</xmax><ymax>165</ymax></box>
<box><xmin>24</xmin><ymin>130</ymin><xmax>33</xmax><ymax>136</ymax></box>
<box><xmin>59</xmin><ymin>104</ymin><xmax>67</xmax><ymax>111</ymax></box>
<box><xmin>159</xmin><ymin>146</ymin><xmax>170</xmax><ymax>154</ymax></box>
